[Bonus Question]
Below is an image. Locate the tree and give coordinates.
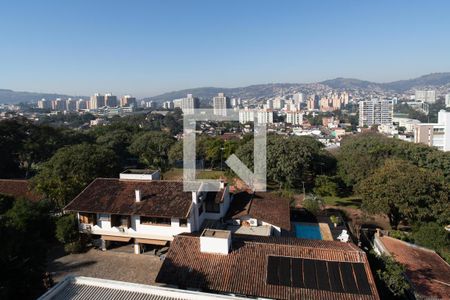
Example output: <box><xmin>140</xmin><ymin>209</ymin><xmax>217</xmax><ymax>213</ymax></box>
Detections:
<box><xmin>129</xmin><ymin>131</ymin><xmax>175</xmax><ymax>172</ymax></box>
<box><xmin>314</xmin><ymin>175</ymin><xmax>338</xmax><ymax>197</ymax></box>
<box><xmin>55</xmin><ymin>214</ymin><xmax>85</xmax><ymax>253</ymax></box>
<box><xmin>32</xmin><ymin>144</ymin><xmax>120</xmax><ymax>208</ymax></box>
<box><xmin>168</xmin><ymin>141</ymin><xmax>183</xmax><ymax>165</ymax></box>
<box><xmin>0</xmin><ymin>194</ymin><xmax>15</xmax><ymax>215</ymax></box>
<box><xmin>96</xmin><ymin>129</ymin><xmax>133</xmax><ymax>166</ymax></box>
<box><xmin>376</xmin><ymin>254</ymin><xmax>410</xmax><ymax>298</ymax></box>
<box><xmin>302</xmin><ymin>194</ymin><xmax>323</xmax><ymax>215</ymax></box>
<box><xmin>356</xmin><ymin>159</ymin><xmax>449</xmax><ymax>228</ymax></box>
<box><xmin>412</xmin><ymin>222</ymin><xmax>450</xmax><ymax>262</ymax></box>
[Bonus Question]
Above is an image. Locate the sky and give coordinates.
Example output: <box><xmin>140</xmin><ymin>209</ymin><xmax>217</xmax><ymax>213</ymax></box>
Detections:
<box><xmin>1</xmin><ymin>0</ymin><xmax>450</xmax><ymax>97</ymax></box>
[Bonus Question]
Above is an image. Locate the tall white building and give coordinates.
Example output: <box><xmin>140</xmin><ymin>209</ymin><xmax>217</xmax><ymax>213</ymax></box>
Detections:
<box><xmin>359</xmin><ymin>98</ymin><xmax>393</xmax><ymax>127</ymax></box>
<box><xmin>181</xmin><ymin>94</ymin><xmax>199</xmax><ymax>115</ymax></box>
<box><xmin>37</xmin><ymin>98</ymin><xmax>51</xmax><ymax>110</ymax></box>
<box><xmin>66</xmin><ymin>98</ymin><xmax>77</xmax><ymax>111</ymax></box>
<box><xmin>163</xmin><ymin>101</ymin><xmax>174</xmax><ymax>109</ymax></box>
<box><xmin>230</xmin><ymin>98</ymin><xmax>241</xmax><ymax>108</ymax></box>
<box><xmin>273</xmin><ymin>97</ymin><xmax>285</xmax><ymax>110</ymax></box>
<box><xmin>414</xmin><ymin>110</ymin><xmax>450</xmax><ymax>151</ymax></box>
<box><xmin>238</xmin><ymin>107</ymin><xmax>255</xmax><ymax>124</ymax></box>
<box><xmin>286</xmin><ymin>111</ymin><xmax>303</xmax><ymax>125</ymax></box>
<box><xmin>415</xmin><ymin>90</ymin><xmax>436</xmax><ymax>103</ymax></box>
<box><xmin>172</xmin><ymin>98</ymin><xmax>183</xmax><ymax>109</ymax></box>
<box><xmin>76</xmin><ymin>99</ymin><xmax>88</xmax><ymax>110</ymax></box>
<box><xmin>445</xmin><ymin>94</ymin><xmax>450</xmax><ymax>108</ymax></box>
<box><xmin>120</xmin><ymin>95</ymin><xmax>136</xmax><ymax>107</ymax></box>
<box><xmin>293</xmin><ymin>92</ymin><xmax>304</xmax><ymax>104</ymax></box>
<box><xmin>213</xmin><ymin>92</ymin><xmax>230</xmax><ymax>116</ymax></box>
<box><xmin>257</xmin><ymin>110</ymin><xmax>274</xmax><ymax>124</ymax></box>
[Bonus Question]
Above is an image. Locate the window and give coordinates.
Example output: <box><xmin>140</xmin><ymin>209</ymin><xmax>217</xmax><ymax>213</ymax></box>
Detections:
<box><xmin>140</xmin><ymin>216</ymin><xmax>171</xmax><ymax>226</ymax></box>
<box><xmin>205</xmin><ymin>200</ymin><xmax>220</xmax><ymax>213</ymax></box>
<box><xmin>79</xmin><ymin>213</ymin><xmax>96</xmax><ymax>225</ymax></box>
<box><xmin>179</xmin><ymin>218</ymin><xmax>188</xmax><ymax>227</ymax></box>
<box><xmin>111</xmin><ymin>215</ymin><xmax>130</xmax><ymax>228</ymax></box>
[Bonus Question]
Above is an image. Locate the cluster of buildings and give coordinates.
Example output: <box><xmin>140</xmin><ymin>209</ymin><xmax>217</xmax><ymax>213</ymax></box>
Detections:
<box><xmin>306</xmin><ymin>92</ymin><xmax>350</xmax><ymax>112</ymax></box>
<box><xmin>37</xmin><ymin>93</ymin><xmax>137</xmax><ymax>112</ymax></box>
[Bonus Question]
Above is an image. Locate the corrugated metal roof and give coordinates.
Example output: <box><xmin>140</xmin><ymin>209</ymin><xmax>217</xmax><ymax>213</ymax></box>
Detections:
<box><xmin>38</xmin><ymin>276</ymin><xmax>245</xmax><ymax>300</ymax></box>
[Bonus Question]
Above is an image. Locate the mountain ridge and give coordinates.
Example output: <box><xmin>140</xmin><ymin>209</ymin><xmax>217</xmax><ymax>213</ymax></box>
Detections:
<box><xmin>1</xmin><ymin>72</ymin><xmax>450</xmax><ymax>104</ymax></box>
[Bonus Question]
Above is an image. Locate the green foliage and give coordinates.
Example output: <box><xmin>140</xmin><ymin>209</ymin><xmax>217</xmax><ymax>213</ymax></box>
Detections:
<box><xmin>376</xmin><ymin>254</ymin><xmax>410</xmax><ymax>297</ymax></box>
<box><xmin>56</xmin><ymin>214</ymin><xmax>79</xmax><ymax>244</ymax></box>
<box><xmin>302</xmin><ymin>194</ymin><xmax>323</xmax><ymax>215</ymax></box>
<box><xmin>0</xmin><ymin>198</ymin><xmax>54</xmax><ymax>299</ymax></box>
<box><xmin>95</xmin><ymin>129</ymin><xmax>133</xmax><ymax>166</ymax></box>
<box><xmin>388</xmin><ymin>230</ymin><xmax>413</xmax><ymax>243</ymax></box>
<box><xmin>0</xmin><ymin>193</ymin><xmax>15</xmax><ymax>214</ymax></box>
<box><xmin>32</xmin><ymin>144</ymin><xmax>120</xmax><ymax>208</ymax></box>
<box><xmin>129</xmin><ymin>131</ymin><xmax>175</xmax><ymax>172</ymax></box>
<box><xmin>412</xmin><ymin>222</ymin><xmax>450</xmax><ymax>262</ymax></box>
<box><xmin>314</xmin><ymin>175</ymin><xmax>338</xmax><ymax>197</ymax></box>
<box><xmin>235</xmin><ymin>135</ymin><xmax>335</xmax><ymax>189</ymax></box>
<box><xmin>168</xmin><ymin>141</ymin><xmax>183</xmax><ymax>164</ymax></box>
<box><xmin>356</xmin><ymin>159</ymin><xmax>449</xmax><ymax>228</ymax></box>
<box><xmin>337</xmin><ymin>132</ymin><xmax>450</xmax><ymax>188</ymax></box>
<box><xmin>329</xmin><ymin>215</ymin><xmax>340</xmax><ymax>225</ymax></box>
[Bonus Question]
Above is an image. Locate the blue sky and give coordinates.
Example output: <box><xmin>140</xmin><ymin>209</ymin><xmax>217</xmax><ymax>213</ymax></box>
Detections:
<box><xmin>1</xmin><ymin>0</ymin><xmax>450</xmax><ymax>97</ymax></box>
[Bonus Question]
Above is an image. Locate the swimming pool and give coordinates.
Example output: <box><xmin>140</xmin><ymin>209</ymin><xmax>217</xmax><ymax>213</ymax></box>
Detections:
<box><xmin>294</xmin><ymin>223</ymin><xmax>323</xmax><ymax>240</ymax></box>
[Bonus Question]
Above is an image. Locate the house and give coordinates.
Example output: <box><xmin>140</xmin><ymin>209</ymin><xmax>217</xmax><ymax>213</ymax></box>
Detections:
<box><xmin>374</xmin><ymin>233</ymin><xmax>450</xmax><ymax>299</ymax></box>
<box><xmin>38</xmin><ymin>276</ymin><xmax>247</xmax><ymax>300</ymax></box>
<box><xmin>156</xmin><ymin>230</ymin><xmax>380</xmax><ymax>300</ymax></box>
<box><xmin>225</xmin><ymin>192</ymin><xmax>290</xmax><ymax>236</ymax></box>
<box><xmin>64</xmin><ymin>170</ymin><xmax>231</xmax><ymax>254</ymax></box>
<box><xmin>0</xmin><ymin>179</ymin><xmax>44</xmax><ymax>202</ymax></box>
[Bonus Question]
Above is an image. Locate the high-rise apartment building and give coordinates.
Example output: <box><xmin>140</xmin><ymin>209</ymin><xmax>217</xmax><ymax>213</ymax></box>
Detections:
<box><xmin>286</xmin><ymin>111</ymin><xmax>303</xmax><ymax>125</ymax></box>
<box><xmin>90</xmin><ymin>93</ymin><xmax>104</xmax><ymax>109</ymax></box>
<box><xmin>66</xmin><ymin>98</ymin><xmax>77</xmax><ymax>111</ymax></box>
<box><xmin>415</xmin><ymin>90</ymin><xmax>436</xmax><ymax>103</ymax></box>
<box><xmin>76</xmin><ymin>99</ymin><xmax>88</xmax><ymax>110</ymax></box>
<box><xmin>37</xmin><ymin>98</ymin><xmax>51</xmax><ymax>110</ymax></box>
<box><xmin>52</xmin><ymin>98</ymin><xmax>66</xmax><ymax>111</ymax></box>
<box><xmin>414</xmin><ymin>110</ymin><xmax>450</xmax><ymax>151</ymax></box>
<box><xmin>104</xmin><ymin>93</ymin><xmax>118</xmax><ymax>107</ymax></box>
<box><xmin>358</xmin><ymin>98</ymin><xmax>393</xmax><ymax>127</ymax></box>
<box><xmin>445</xmin><ymin>94</ymin><xmax>450</xmax><ymax>108</ymax></box>
<box><xmin>238</xmin><ymin>107</ymin><xmax>255</xmax><ymax>124</ymax></box>
<box><xmin>273</xmin><ymin>97</ymin><xmax>285</xmax><ymax>110</ymax></box>
<box><xmin>120</xmin><ymin>95</ymin><xmax>136</xmax><ymax>107</ymax></box>
<box><xmin>213</xmin><ymin>92</ymin><xmax>230</xmax><ymax>116</ymax></box>
<box><xmin>163</xmin><ymin>101</ymin><xmax>174</xmax><ymax>109</ymax></box>
<box><xmin>257</xmin><ymin>109</ymin><xmax>274</xmax><ymax>124</ymax></box>
<box><xmin>181</xmin><ymin>94</ymin><xmax>199</xmax><ymax>115</ymax></box>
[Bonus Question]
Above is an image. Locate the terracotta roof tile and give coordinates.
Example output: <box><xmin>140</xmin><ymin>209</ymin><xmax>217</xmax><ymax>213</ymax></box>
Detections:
<box><xmin>227</xmin><ymin>192</ymin><xmax>291</xmax><ymax>230</ymax></box>
<box><xmin>64</xmin><ymin>178</ymin><xmax>193</xmax><ymax>218</ymax></box>
<box><xmin>379</xmin><ymin>236</ymin><xmax>450</xmax><ymax>299</ymax></box>
<box><xmin>156</xmin><ymin>235</ymin><xmax>379</xmax><ymax>300</ymax></box>
<box><xmin>0</xmin><ymin>179</ymin><xmax>44</xmax><ymax>202</ymax></box>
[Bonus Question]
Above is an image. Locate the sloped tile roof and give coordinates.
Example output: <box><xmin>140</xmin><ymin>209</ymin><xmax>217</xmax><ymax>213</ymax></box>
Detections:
<box><xmin>379</xmin><ymin>236</ymin><xmax>450</xmax><ymax>299</ymax></box>
<box><xmin>156</xmin><ymin>234</ymin><xmax>379</xmax><ymax>300</ymax></box>
<box><xmin>64</xmin><ymin>178</ymin><xmax>193</xmax><ymax>218</ymax></box>
<box><xmin>227</xmin><ymin>192</ymin><xmax>291</xmax><ymax>230</ymax></box>
<box><xmin>0</xmin><ymin>179</ymin><xmax>44</xmax><ymax>202</ymax></box>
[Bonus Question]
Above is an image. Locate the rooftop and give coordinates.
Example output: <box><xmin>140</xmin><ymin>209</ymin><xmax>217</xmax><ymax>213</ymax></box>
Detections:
<box><xmin>38</xmin><ymin>276</ymin><xmax>247</xmax><ymax>300</ymax></box>
<box><xmin>226</xmin><ymin>192</ymin><xmax>291</xmax><ymax>231</ymax></box>
<box><xmin>0</xmin><ymin>179</ymin><xmax>44</xmax><ymax>202</ymax></box>
<box><xmin>156</xmin><ymin>234</ymin><xmax>379</xmax><ymax>300</ymax></box>
<box><xmin>379</xmin><ymin>236</ymin><xmax>450</xmax><ymax>299</ymax></box>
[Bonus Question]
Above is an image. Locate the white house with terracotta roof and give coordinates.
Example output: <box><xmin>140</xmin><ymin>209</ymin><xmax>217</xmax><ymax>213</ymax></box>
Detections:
<box><xmin>64</xmin><ymin>170</ymin><xmax>231</xmax><ymax>254</ymax></box>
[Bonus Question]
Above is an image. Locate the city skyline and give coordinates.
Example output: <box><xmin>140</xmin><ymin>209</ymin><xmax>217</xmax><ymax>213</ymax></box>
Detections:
<box><xmin>1</xmin><ymin>0</ymin><xmax>450</xmax><ymax>97</ymax></box>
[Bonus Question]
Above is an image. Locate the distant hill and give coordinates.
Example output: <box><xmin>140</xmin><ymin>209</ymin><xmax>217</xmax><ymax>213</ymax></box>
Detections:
<box><xmin>2</xmin><ymin>72</ymin><xmax>450</xmax><ymax>104</ymax></box>
<box><xmin>0</xmin><ymin>89</ymin><xmax>86</xmax><ymax>104</ymax></box>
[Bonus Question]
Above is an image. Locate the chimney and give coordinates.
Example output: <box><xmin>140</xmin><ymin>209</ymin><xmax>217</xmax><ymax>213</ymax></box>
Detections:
<box><xmin>135</xmin><ymin>189</ymin><xmax>141</xmax><ymax>202</ymax></box>
<box><xmin>200</xmin><ymin>229</ymin><xmax>231</xmax><ymax>255</ymax></box>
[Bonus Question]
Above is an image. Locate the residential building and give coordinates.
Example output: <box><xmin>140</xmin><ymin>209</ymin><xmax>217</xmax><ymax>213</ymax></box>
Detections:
<box><xmin>172</xmin><ymin>98</ymin><xmax>183</xmax><ymax>109</ymax></box>
<box><xmin>392</xmin><ymin>117</ymin><xmax>421</xmax><ymax>133</ymax></box>
<box><xmin>414</xmin><ymin>110</ymin><xmax>450</xmax><ymax>151</ymax></box>
<box><xmin>213</xmin><ymin>92</ymin><xmax>230</xmax><ymax>116</ymax></box>
<box><xmin>0</xmin><ymin>179</ymin><xmax>44</xmax><ymax>202</ymax></box>
<box><xmin>406</xmin><ymin>100</ymin><xmax>430</xmax><ymax>115</ymax></box>
<box><xmin>230</xmin><ymin>98</ymin><xmax>241</xmax><ymax>108</ymax></box>
<box><xmin>307</xmin><ymin>96</ymin><xmax>317</xmax><ymax>110</ymax></box>
<box><xmin>38</xmin><ymin>276</ymin><xmax>246</xmax><ymax>300</ymax></box>
<box><xmin>374</xmin><ymin>233</ymin><xmax>450</xmax><ymax>299</ymax></box>
<box><xmin>446</xmin><ymin>93</ymin><xmax>450</xmax><ymax>108</ymax></box>
<box><xmin>225</xmin><ymin>192</ymin><xmax>290</xmax><ymax>236</ymax></box>
<box><xmin>52</xmin><ymin>98</ymin><xmax>66</xmax><ymax>111</ymax></box>
<box><xmin>120</xmin><ymin>95</ymin><xmax>137</xmax><ymax>107</ymax></box>
<box><xmin>181</xmin><ymin>94</ymin><xmax>199</xmax><ymax>115</ymax></box>
<box><xmin>257</xmin><ymin>109</ymin><xmax>274</xmax><ymax>124</ymax></box>
<box><xmin>273</xmin><ymin>97</ymin><xmax>285</xmax><ymax>110</ymax></box>
<box><xmin>238</xmin><ymin>107</ymin><xmax>255</xmax><ymax>124</ymax></box>
<box><xmin>293</xmin><ymin>92</ymin><xmax>304</xmax><ymax>104</ymax></box>
<box><xmin>64</xmin><ymin>170</ymin><xmax>231</xmax><ymax>254</ymax></box>
<box><xmin>37</xmin><ymin>98</ymin><xmax>51</xmax><ymax>110</ymax></box>
<box><xmin>66</xmin><ymin>98</ymin><xmax>77</xmax><ymax>111</ymax></box>
<box><xmin>90</xmin><ymin>93</ymin><xmax>104</xmax><ymax>109</ymax></box>
<box><xmin>105</xmin><ymin>93</ymin><xmax>118</xmax><ymax>107</ymax></box>
<box><xmin>286</xmin><ymin>110</ymin><xmax>303</xmax><ymax>125</ymax></box>
<box><xmin>358</xmin><ymin>98</ymin><xmax>393</xmax><ymax>127</ymax></box>
<box><xmin>415</xmin><ymin>90</ymin><xmax>436</xmax><ymax>103</ymax></box>
<box><xmin>163</xmin><ymin>101</ymin><xmax>174</xmax><ymax>109</ymax></box>
<box><xmin>156</xmin><ymin>233</ymin><xmax>379</xmax><ymax>300</ymax></box>
<box><xmin>76</xmin><ymin>99</ymin><xmax>88</xmax><ymax>110</ymax></box>
<box><xmin>266</xmin><ymin>99</ymin><xmax>273</xmax><ymax>109</ymax></box>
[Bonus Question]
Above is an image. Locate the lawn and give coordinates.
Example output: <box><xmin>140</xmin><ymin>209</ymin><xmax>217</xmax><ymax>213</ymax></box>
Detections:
<box><xmin>323</xmin><ymin>195</ymin><xmax>362</xmax><ymax>209</ymax></box>
<box><xmin>163</xmin><ymin>168</ymin><xmax>227</xmax><ymax>180</ymax></box>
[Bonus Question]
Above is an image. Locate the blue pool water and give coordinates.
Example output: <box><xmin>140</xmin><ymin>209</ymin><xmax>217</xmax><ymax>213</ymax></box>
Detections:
<box><xmin>294</xmin><ymin>223</ymin><xmax>322</xmax><ymax>240</ymax></box>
